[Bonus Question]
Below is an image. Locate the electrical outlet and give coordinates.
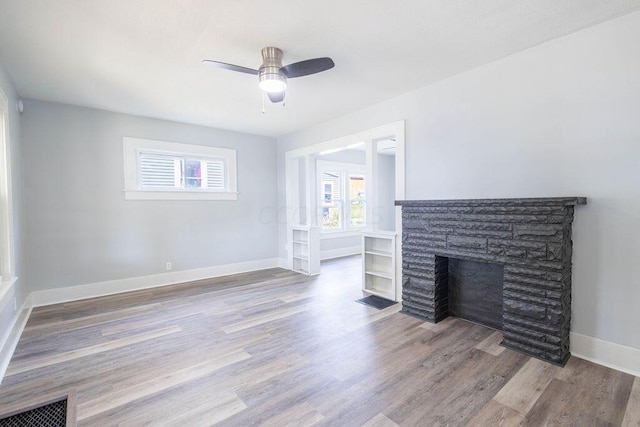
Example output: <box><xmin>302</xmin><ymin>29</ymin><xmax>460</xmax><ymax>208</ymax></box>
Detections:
<box><xmin>166</xmin><ymin>262</ymin><xmax>172</xmax><ymax>271</ymax></box>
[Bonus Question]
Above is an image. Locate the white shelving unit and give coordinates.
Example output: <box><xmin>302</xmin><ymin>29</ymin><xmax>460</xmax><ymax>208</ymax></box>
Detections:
<box><xmin>289</xmin><ymin>226</ymin><xmax>320</xmax><ymax>276</ymax></box>
<box><xmin>362</xmin><ymin>231</ymin><xmax>397</xmax><ymax>300</ymax></box>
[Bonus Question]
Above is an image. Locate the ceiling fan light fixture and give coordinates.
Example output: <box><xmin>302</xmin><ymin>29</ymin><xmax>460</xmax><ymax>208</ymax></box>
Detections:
<box><xmin>258</xmin><ymin>47</ymin><xmax>287</xmax><ymax>93</ymax></box>
<box><xmin>259</xmin><ymin>72</ymin><xmax>287</xmax><ymax>93</ymax></box>
<box><xmin>203</xmin><ymin>46</ymin><xmax>333</xmax><ymax>103</ymax></box>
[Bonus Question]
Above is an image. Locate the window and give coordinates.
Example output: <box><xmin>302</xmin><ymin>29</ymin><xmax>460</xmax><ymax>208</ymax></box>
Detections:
<box><xmin>318</xmin><ymin>160</ymin><xmax>366</xmax><ymax>233</ymax></box>
<box><xmin>321</xmin><ymin>171</ymin><xmax>342</xmax><ymax>229</ymax></box>
<box><xmin>123</xmin><ymin>137</ymin><xmax>237</xmax><ymax>200</ymax></box>
<box><xmin>348</xmin><ymin>174</ymin><xmax>366</xmax><ymax>227</ymax></box>
<box><xmin>138</xmin><ymin>152</ymin><xmax>225</xmax><ymax>191</ymax></box>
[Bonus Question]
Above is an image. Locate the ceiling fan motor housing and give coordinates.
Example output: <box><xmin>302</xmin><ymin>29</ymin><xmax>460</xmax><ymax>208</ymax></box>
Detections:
<box><xmin>258</xmin><ymin>47</ymin><xmax>287</xmax><ymax>92</ymax></box>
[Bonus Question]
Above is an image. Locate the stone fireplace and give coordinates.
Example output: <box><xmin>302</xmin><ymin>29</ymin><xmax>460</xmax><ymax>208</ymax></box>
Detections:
<box><xmin>395</xmin><ymin>197</ymin><xmax>586</xmax><ymax>365</ymax></box>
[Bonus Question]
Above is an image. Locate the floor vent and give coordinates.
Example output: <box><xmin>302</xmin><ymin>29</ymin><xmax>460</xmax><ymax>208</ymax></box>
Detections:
<box><xmin>0</xmin><ymin>392</ymin><xmax>75</xmax><ymax>427</ymax></box>
<box><xmin>356</xmin><ymin>295</ymin><xmax>397</xmax><ymax>310</ymax></box>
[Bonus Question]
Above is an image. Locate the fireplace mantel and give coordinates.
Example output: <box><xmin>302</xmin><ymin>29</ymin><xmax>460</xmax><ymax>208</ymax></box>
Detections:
<box><xmin>395</xmin><ymin>197</ymin><xmax>586</xmax><ymax>365</ymax></box>
<box><xmin>396</xmin><ymin>197</ymin><xmax>587</xmax><ymax>208</ymax></box>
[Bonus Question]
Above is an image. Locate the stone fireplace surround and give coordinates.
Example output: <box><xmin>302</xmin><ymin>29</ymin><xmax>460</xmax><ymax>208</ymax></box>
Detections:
<box><xmin>395</xmin><ymin>197</ymin><xmax>586</xmax><ymax>366</ymax></box>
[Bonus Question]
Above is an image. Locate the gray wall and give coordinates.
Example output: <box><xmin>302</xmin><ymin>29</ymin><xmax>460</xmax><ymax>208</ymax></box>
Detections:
<box><xmin>375</xmin><ymin>153</ymin><xmax>395</xmax><ymax>232</ymax></box>
<box><xmin>277</xmin><ymin>12</ymin><xmax>640</xmax><ymax>350</ymax></box>
<box><xmin>22</xmin><ymin>100</ymin><xmax>278</xmax><ymax>291</ymax></box>
<box><xmin>0</xmin><ymin>62</ymin><xmax>26</xmax><ymax>341</ymax></box>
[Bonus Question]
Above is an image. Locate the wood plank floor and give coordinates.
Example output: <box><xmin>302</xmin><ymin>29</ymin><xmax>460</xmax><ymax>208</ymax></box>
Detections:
<box><xmin>0</xmin><ymin>256</ymin><xmax>638</xmax><ymax>426</ymax></box>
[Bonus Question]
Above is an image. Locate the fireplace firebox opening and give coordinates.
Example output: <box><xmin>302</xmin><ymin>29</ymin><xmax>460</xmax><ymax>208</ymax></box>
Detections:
<box><xmin>436</xmin><ymin>256</ymin><xmax>504</xmax><ymax>331</ymax></box>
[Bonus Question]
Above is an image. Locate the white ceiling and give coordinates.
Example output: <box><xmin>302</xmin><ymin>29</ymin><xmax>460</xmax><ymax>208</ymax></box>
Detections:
<box><xmin>0</xmin><ymin>1</ymin><xmax>639</xmax><ymax>137</ymax></box>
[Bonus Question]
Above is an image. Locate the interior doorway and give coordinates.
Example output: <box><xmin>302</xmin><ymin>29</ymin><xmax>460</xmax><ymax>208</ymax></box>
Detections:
<box><xmin>284</xmin><ymin>121</ymin><xmax>405</xmax><ymax>301</ymax></box>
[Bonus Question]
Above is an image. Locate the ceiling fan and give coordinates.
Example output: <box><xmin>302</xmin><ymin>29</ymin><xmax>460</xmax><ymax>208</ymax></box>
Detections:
<box><xmin>203</xmin><ymin>47</ymin><xmax>335</xmax><ymax>103</ymax></box>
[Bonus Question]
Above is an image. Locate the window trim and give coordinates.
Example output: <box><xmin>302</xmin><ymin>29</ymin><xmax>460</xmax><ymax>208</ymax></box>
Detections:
<box><xmin>123</xmin><ymin>137</ymin><xmax>238</xmax><ymax>200</ymax></box>
<box><xmin>317</xmin><ymin>160</ymin><xmax>366</xmax><ymax>235</ymax></box>
<box><xmin>0</xmin><ymin>86</ymin><xmax>16</xmax><ymax>299</ymax></box>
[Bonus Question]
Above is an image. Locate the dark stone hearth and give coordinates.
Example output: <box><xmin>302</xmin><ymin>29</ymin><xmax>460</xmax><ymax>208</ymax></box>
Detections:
<box><xmin>395</xmin><ymin>197</ymin><xmax>586</xmax><ymax>366</ymax></box>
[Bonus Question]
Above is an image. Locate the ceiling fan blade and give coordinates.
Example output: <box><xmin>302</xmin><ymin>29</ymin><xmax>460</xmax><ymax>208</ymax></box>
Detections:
<box><xmin>267</xmin><ymin>91</ymin><xmax>285</xmax><ymax>103</ymax></box>
<box><xmin>202</xmin><ymin>60</ymin><xmax>258</xmax><ymax>75</ymax></box>
<box><xmin>281</xmin><ymin>57</ymin><xmax>334</xmax><ymax>78</ymax></box>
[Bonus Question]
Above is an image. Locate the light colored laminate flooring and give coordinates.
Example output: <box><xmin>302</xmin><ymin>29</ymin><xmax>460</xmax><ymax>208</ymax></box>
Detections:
<box><xmin>0</xmin><ymin>256</ymin><xmax>638</xmax><ymax>426</ymax></box>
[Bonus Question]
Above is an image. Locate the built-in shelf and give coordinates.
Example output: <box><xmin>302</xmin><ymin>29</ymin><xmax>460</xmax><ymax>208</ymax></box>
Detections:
<box><xmin>364</xmin><ymin>249</ymin><xmax>393</xmax><ymax>257</ymax></box>
<box><xmin>364</xmin><ymin>269</ymin><xmax>394</xmax><ymax>279</ymax></box>
<box><xmin>362</xmin><ymin>232</ymin><xmax>397</xmax><ymax>301</ymax></box>
<box><xmin>289</xmin><ymin>226</ymin><xmax>320</xmax><ymax>276</ymax></box>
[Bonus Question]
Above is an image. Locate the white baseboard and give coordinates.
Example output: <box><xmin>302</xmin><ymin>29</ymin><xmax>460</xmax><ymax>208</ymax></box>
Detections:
<box><xmin>0</xmin><ymin>294</ymin><xmax>32</xmax><ymax>384</ymax></box>
<box><xmin>278</xmin><ymin>258</ymin><xmax>289</xmax><ymax>269</ymax></box>
<box><xmin>570</xmin><ymin>332</ymin><xmax>640</xmax><ymax>377</ymax></box>
<box><xmin>30</xmin><ymin>258</ymin><xmax>280</xmax><ymax>307</ymax></box>
<box><xmin>320</xmin><ymin>246</ymin><xmax>361</xmax><ymax>261</ymax></box>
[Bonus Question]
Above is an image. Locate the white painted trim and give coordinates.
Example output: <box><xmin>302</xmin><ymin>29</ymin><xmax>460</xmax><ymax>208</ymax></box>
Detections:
<box><xmin>305</xmin><ymin>155</ymin><xmax>316</xmax><ymax>226</ymax></box>
<box><xmin>320</xmin><ymin>246</ymin><xmax>361</xmax><ymax>261</ymax></box>
<box><xmin>285</xmin><ymin>121</ymin><xmax>405</xmax><ymax>159</ymax></box>
<box><xmin>0</xmin><ymin>86</ymin><xmax>16</xmax><ymax>286</ymax></box>
<box><xmin>122</xmin><ymin>136</ymin><xmax>238</xmax><ymax>200</ymax></box>
<box><xmin>570</xmin><ymin>332</ymin><xmax>640</xmax><ymax>377</ymax></box>
<box><xmin>30</xmin><ymin>258</ymin><xmax>280</xmax><ymax>307</ymax></box>
<box><xmin>0</xmin><ymin>294</ymin><xmax>32</xmax><ymax>385</ymax></box>
<box><xmin>124</xmin><ymin>190</ymin><xmax>238</xmax><ymax>201</ymax></box>
<box><xmin>393</xmin><ymin>121</ymin><xmax>405</xmax><ymax>302</ymax></box>
<box><xmin>0</xmin><ymin>276</ymin><xmax>17</xmax><ymax>308</ymax></box>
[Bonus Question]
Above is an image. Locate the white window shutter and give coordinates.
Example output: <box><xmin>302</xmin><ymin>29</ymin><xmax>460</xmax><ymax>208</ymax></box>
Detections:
<box><xmin>138</xmin><ymin>152</ymin><xmax>181</xmax><ymax>189</ymax></box>
<box><xmin>205</xmin><ymin>159</ymin><xmax>225</xmax><ymax>190</ymax></box>
<box><xmin>332</xmin><ymin>174</ymin><xmax>342</xmax><ymax>200</ymax></box>
<box><xmin>322</xmin><ymin>171</ymin><xmax>342</xmax><ymax>201</ymax></box>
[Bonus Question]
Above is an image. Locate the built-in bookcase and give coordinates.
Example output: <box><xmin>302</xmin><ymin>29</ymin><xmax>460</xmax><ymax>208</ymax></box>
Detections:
<box><xmin>362</xmin><ymin>232</ymin><xmax>397</xmax><ymax>300</ymax></box>
<box><xmin>289</xmin><ymin>226</ymin><xmax>320</xmax><ymax>275</ymax></box>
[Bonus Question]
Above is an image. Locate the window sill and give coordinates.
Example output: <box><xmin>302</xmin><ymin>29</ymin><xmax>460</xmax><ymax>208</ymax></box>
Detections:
<box><xmin>320</xmin><ymin>230</ymin><xmax>365</xmax><ymax>240</ymax></box>
<box><xmin>124</xmin><ymin>191</ymin><xmax>238</xmax><ymax>201</ymax></box>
